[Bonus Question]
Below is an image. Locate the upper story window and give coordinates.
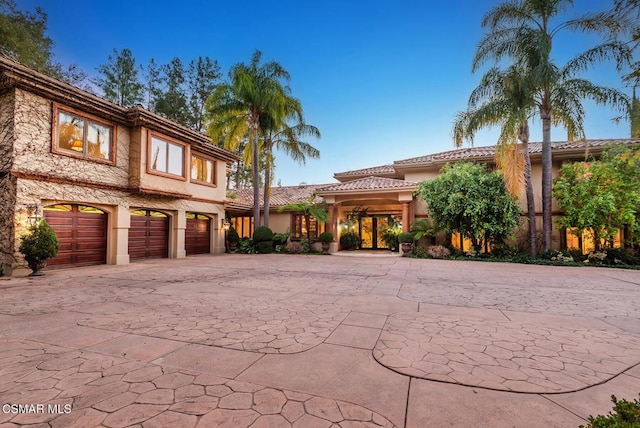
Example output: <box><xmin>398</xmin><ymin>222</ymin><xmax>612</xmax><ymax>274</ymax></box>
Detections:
<box><xmin>191</xmin><ymin>153</ymin><xmax>216</xmax><ymax>186</ymax></box>
<box><xmin>54</xmin><ymin>106</ymin><xmax>114</xmax><ymax>163</ymax></box>
<box><xmin>148</xmin><ymin>134</ymin><xmax>185</xmax><ymax>179</ymax></box>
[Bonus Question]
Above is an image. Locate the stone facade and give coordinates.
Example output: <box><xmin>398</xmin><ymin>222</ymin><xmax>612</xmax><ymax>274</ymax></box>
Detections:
<box><xmin>0</xmin><ymin>57</ymin><xmax>239</xmax><ymax>276</ymax></box>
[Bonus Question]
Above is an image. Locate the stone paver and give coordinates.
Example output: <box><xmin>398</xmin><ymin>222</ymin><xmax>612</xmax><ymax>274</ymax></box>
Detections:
<box><xmin>1</xmin><ymin>254</ymin><xmax>639</xmax><ymax>427</ymax></box>
<box><xmin>0</xmin><ymin>338</ymin><xmax>393</xmax><ymax>427</ymax></box>
<box><xmin>373</xmin><ymin>312</ymin><xmax>640</xmax><ymax>392</ymax></box>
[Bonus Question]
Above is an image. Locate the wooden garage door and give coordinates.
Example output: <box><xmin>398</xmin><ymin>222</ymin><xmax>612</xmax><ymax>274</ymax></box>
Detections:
<box><xmin>43</xmin><ymin>204</ymin><xmax>107</xmax><ymax>268</ymax></box>
<box><xmin>186</xmin><ymin>213</ymin><xmax>211</xmax><ymax>255</ymax></box>
<box><xmin>129</xmin><ymin>210</ymin><xmax>169</xmax><ymax>260</ymax></box>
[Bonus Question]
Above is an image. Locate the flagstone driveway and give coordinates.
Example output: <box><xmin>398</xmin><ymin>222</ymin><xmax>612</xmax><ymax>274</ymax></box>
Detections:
<box><xmin>1</xmin><ymin>254</ymin><xmax>639</xmax><ymax>427</ymax></box>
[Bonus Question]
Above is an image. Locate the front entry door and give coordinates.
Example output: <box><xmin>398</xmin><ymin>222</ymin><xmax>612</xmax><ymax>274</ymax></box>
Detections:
<box><xmin>359</xmin><ymin>216</ymin><xmax>390</xmax><ymax>249</ymax></box>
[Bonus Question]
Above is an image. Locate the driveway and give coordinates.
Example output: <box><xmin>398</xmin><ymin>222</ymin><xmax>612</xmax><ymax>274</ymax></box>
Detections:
<box><xmin>1</xmin><ymin>254</ymin><xmax>639</xmax><ymax>427</ymax></box>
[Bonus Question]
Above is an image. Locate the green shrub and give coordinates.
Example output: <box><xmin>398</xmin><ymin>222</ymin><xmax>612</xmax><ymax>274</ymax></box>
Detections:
<box><xmin>226</xmin><ymin>226</ymin><xmax>240</xmax><ymax>244</ymax></box>
<box><xmin>253</xmin><ymin>226</ymin><xmax>273</xmax><ymax>243</ymax></box>
<box><xmin>398</xmin><ymin>232</ymin><xmax>415</xmax><ymax>243</ymax></box>
<box><xmin>319</xmin><ymin>232</ymin><xmax>333</xmax><ymax>242</ymax></box>
<box><xmin>255</xmin><ymin>240</ymin><xmax>273</xmax><ymax>254</ymax></box>
<box><xmin>605</xmin><ymin>248</ymin><xmax>640</xmax><ymax>265</ymax></box>
<box><xmin>340</xmin><ymin>232</ymin><xmax>361</xmax><ymax>250</ymax></box>
<box><xmin>580</xmin><ymin>394</ymin><xmax>640</xmax><ymax>428</ymax></box>
<box><xmin>237</xmin><ymin>238</ymin><xmax>256</xmax><ymax>254</ymax></box>
<box><xmin>273</xmin><ymin>232</ymin><xmax>290</xmax><ymax>246</ymax></box>
<box><xmin>19</xmin><ymin>220</ymin><xmax>59</xmax><ymax>273</ymax></box>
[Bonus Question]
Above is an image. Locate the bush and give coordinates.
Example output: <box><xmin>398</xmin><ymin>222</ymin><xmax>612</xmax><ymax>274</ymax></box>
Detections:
<box><xmin>340</xmin><ymin>231</ymin><xmax>361</xmax><ymax>250</ymax></box>
<box><xmin>605</xmin><ymin>247</ymin><xmax>640</xmax><ymax>266</ymax></box>
<box><xmin>319</xmin><ymin>232</ymin><xmax>333</xmax><ymax>242</ymax></box>
<box><xmin>255</xmin><ymin>240</ymin><xmax>273</xmax><ymax>254</ymax></box>
<box><xmin>19</xmin><ymin>220</ymin><xmax>59</xmax><ymax>273</ymax></box>
<box><xmin>253</xmin><ymin>226</ymin><xmax>273</xmax><ymax>243</ymax></box>
<box><xmin>273</xmin><ymin>232</ymin><xmax>290</xmax><ymax>246</ymax></box>
<box><xmin>237</xmin><ymin>238</ymin><xmax>256</xmax><ymax>254</ymax></box>
<box><xmin>226</xmin><ymin>226</ymin><xmax>240</xmax><ymax>245</ymax></box>
<box><xmin>581</xmin><ymin>394</ymin><xmax>640</xmax><ymax>428</ymax></box>
<box><xmin>398</xmin><ymin>232</ymin><xmax>415</xmax><ymax>243</ymax></box>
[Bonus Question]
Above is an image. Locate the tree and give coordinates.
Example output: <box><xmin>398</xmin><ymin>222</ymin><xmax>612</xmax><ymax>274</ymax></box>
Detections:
<box><xmin>0</xmin><ymin>0</ymin><xmax>51</xmax><ymax>71</ymax></box>
<box><xmin>0</xmin><ymin>0</ymin><xmax>89</xmax><ymax>88</ymax></box>
<box><xmin>95</xmin><ymin>48</ymin><xmax>143</xmax><ymax>107</ymax></box>
<box><xmin>553</xmin><ymin>145</ymin><xmax>640</xmax><ymax>251</ymax></box>
<box><xmin>186</xmin><ymin>56</ymin><xmax>221</xmax><ymax>132</ymax></box>
<box><xmin>474</xmin><ymin>0</ymin><xmax>632</xmax><ymax>252</ymax></box>
<box><xmin>154</xmin><ymin>57</ymin><xmax>189</xmax><ymax>125</ymax></box>
<box><xmin>417</xmin><ymin>162</ymin><xmax>520</xmax><ymax>252</ymax></box>
<box><xmin>453</xmin><ymin>65</ymin><xmax>538</xmax><ymax>255</ymax></box>
<box><xmin>261</xmin><ymin>102</ymin><xmax>320</xmax><ymax>227</ymax></box>
<box><xmin>206</xmin><ymin>50</ymin><xmax>292</xmax><ymax>228</ymax></box>
<box><xmin>278</xmin><ymin>196</ymin><xmax>330</xmax><ymax>243</ymax></box>
<box><xmin>143</xmin><ymin>58</ymin><xmax>162</xmax><ymax>111</ymax></box>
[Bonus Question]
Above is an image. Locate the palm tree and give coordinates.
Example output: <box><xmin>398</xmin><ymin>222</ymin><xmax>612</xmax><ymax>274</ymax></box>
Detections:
<box><xmin>474</xmin><ymin>0</ymin><xmax>631</xmax><ymax>252</ymax></box>
<box><xmin>453</xmin><ymin>65</ymin><xmax>538</xmax><ymax>255</ymax></box>
<box><xmin>206</xmin><ymin>50</ymin><xmax>291</xmax><ymax>228</ymax></box>
<box><xmin>278</xmin><ymin>196</ymin><xmax>330</xmax><ymax>243</ymax></box>
<box><xmin>260</xmin><ymin>97</ymin><xmax>320</xmax><ymax>227</ymax></box>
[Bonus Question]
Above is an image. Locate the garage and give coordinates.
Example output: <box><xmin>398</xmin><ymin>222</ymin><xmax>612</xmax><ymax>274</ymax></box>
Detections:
<box><xmin>129</xmin><ymin>210</ymin><xmax>169</xmax><ymax>260</ymax></box>
<box><xmin>186</xmin><ymin>213</ymin><xmax>211</xmax><ymax>255</ymax></box>
<box><xmin>43</xmin><ymin>204</ymin><xmax>107</xmax><ymax>269</ymax></box>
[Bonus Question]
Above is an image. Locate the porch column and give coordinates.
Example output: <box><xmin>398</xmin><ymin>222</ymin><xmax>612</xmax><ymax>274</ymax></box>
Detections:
<box><xmin>402</xmin><ymin>202</ymin><xmax>410</xmax><ymax>232</ymax></box>
<box><xmin>327</xmin><ymin>204</ymin><xmax>335</xmax><ymax>236</ymax></box>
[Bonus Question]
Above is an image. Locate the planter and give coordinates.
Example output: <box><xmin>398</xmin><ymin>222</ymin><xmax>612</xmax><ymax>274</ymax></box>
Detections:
<box><xmin>26</xmin><ymin>257</ymin><xmax>47</xmax><ymax>276</ymax></box>
<box><xmin>321</xmin><ymin>241</ymin><xmax>331</xmax><ymax>254</ymax></box>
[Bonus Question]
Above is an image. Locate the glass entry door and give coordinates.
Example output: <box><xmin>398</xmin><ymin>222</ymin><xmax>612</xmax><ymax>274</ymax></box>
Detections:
<box><xmin>359</xmin><ymin>216</ymin><xmax>390</xmax><ymax>249</ymax></box>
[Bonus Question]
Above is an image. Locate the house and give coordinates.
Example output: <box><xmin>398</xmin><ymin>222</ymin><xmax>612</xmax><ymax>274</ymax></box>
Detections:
<box><xmin>230</xmin><ymin>139</ymin><xmax>640</xmax><ymax>253</ymax></box>
<box><xmin>0</xmin><ymin>56</ymin><xmax>239</xmax><ymax>276</ymax></box>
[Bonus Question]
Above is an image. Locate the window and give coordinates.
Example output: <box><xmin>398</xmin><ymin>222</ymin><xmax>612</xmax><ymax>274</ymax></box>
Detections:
<box><xmin>231</xmin><ymin>216</ymin><xmax>253</xmax><ymax>238</ymax></box>
<box><xmin>149</xmin><ymin>135</ymin><xmax>185</xmax><ymax>178</ymax></box>
<box><xmin>55</xmin><ymin>108</ymin><xmax>114</xmax><ymax>162</ymax></box>
<box><xmin>292</xmin><ymin>214</ymin><xmax>325</xmax><ymax>240</ymax></box>
<box><xmin>191</xmin><ymin>154</ymin><xmax>216</xmax><ymax>185</ymax></box>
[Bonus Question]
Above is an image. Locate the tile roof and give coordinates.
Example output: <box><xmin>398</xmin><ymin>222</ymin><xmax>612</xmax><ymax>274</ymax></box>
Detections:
<box><xmin>333</xmin><ymin>164</ymin><xmax>397</xmax><ymax>178</ymax></box>
<box><xmin>316</xmin><ymin>176</ymin><xmax>418</xmax><ymax>193</ymax></box>
<box><xmin>394</xmin><ymin>139</ymin><xmax>640</xmax><ymax>167</ymax></box>
<box><xmin>227</xmin><ymin>184</ymin><xmax>329</xmax><ymax>209</ymax></box>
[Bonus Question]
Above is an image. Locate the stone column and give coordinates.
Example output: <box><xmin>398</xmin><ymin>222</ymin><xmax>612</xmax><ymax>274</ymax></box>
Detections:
<box><xmin>402</xmin><ymin>202</ymin><xmax>410</xmax><ymax>232</ymax></box>
<box><xmin>112</xmin><ymin>206</ymin><xmax>130</xmax><ymax>265</ymax></box>
<box><xmin>175</xmin><ymin>209</ymin><xmax>186</xmax><ymax>259</ymax></box>
<box><xmin>327</xmin><ymin>204</ymin><xmax>335</xmax><ymax>236</ymax></box>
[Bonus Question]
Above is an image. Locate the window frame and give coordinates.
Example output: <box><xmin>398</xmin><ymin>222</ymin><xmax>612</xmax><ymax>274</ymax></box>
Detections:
<box><xmin>290</xmin><ymin>214</ymin><xmax>324</xmax><ymax>241</ymax></box>
<box><xmin>190</xmin><ymin>152</ymin><xmax>217</xmax><ymax>187</ymax></box>
<box><xmin>52</xmin><ymin>104</ymin><xmax>116</xmax><ymax>165</ymax></box>
<box><xmin>146</xmin><ymin>132</ymin><xmax>188</xmax><ymax>181</ymax></box>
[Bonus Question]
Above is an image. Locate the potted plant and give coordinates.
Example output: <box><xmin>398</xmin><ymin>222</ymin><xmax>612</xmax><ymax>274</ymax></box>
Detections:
<box><xmin>19</xmin><ymin>219</ymin><xmax>59</xmax><ymax>276</ymax></box>
<box><xmin>318</xmin><ymin>231</ymin><xmax>333</xmax><ymax>254</ymax></box>
<box><xmin>226</xmin><ymin>226</ymin><xmax>240</xmax><ymax>252</ymax></box>
<box><xmin>398</xmin><ymin>232</ymin><xmax>415</xmax><ymax>256</ymax></box>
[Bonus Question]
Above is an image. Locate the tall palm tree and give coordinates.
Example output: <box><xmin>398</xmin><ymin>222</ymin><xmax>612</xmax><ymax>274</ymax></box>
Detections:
<box><xmin>454</xmin><ymin>65</ymin><xmax>538</xmax><ymax>255</ymax></box>
<box><xmin>474</xmin><ymin>0</ymin><xmax>632</xmax><ymax>251</ymax></box>
<box><xmin>206</xmin><ymin>50</ymin><xmax>290</xmax><ymax>228</ymax></box>
<box><xmin>261</xmin><ymin>111</ymin><xmax>320</xmax><ymax>227</ymax></box>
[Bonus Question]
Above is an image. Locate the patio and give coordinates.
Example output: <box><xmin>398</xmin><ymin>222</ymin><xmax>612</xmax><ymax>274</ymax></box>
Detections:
<box><xmin>1</xmin><ymin>254</ymin><xmax>639</xmax><ymax>427</ymax></box>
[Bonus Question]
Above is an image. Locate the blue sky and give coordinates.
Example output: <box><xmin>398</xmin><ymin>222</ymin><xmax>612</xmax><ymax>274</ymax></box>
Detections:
<box><xmin>20</xmin><ymin>0</ymin><xmax>634</xmax><ymax>186</ymax></box>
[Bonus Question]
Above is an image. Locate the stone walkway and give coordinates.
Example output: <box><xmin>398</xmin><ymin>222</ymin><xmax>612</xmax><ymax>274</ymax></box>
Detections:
<box><xmin>0</xmin><ymin>254</ymin><xmax>639</xmax><ymax>427</ymax></box>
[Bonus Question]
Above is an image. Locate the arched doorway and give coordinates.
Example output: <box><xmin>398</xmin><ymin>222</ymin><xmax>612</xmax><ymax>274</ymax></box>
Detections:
<box><xmin>186</xmin><ymin>213</ymin><xmax>211</xmax><ymax>255</ymax></box>
<box><xmin>128</xmin><ymin>210</ymin><xmax>169</xmax><ymax>260</ymax></box>
<box><xmin>43</xmin><ymin>204</ymin><xmax>107</xmax><ymax>268</ymax></box>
